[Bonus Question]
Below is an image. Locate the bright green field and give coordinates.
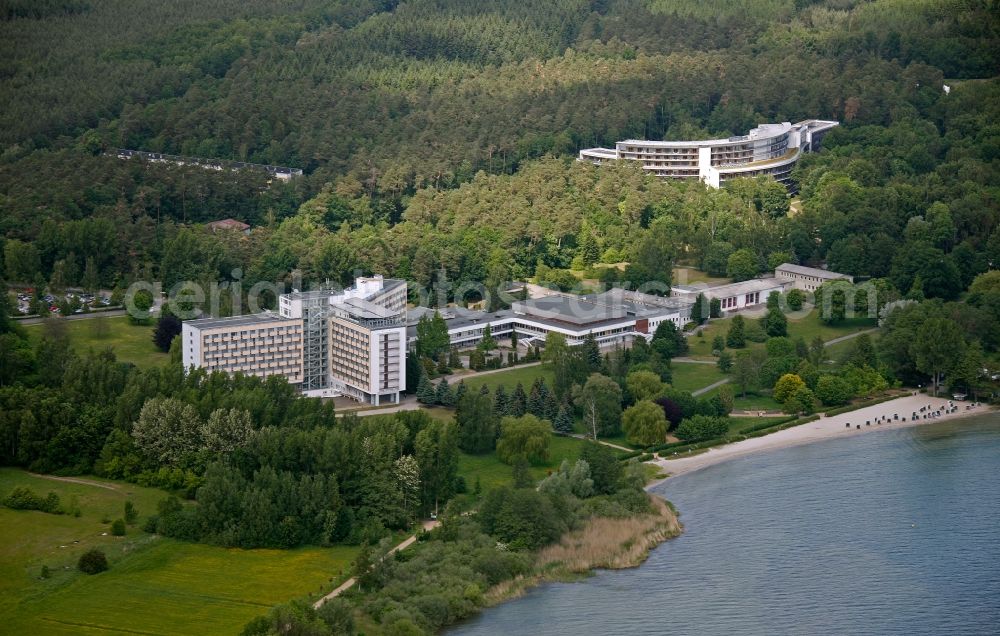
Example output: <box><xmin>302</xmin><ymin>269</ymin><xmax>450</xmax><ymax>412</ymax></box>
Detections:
<box><xmin>24</xmin><ymin>315</ymin><xmax>169</xmax><ymax>369</ymax></box>
<box><xmin>0</xmin><ymin>469</ymin><xmax>357</xmax><ymax>636</ymax></box>
<box><xmin>670</xmin><ymin>361</ymin><xmax>726</xmax><ymax>393</ymax></box>
<box><xmin>687</xmin><ymin>310</ymin><xmax>875</xmax><ymax>359</ymax></box>
<box><xmin>457</xmin><ymin>363</ymin><xmax>555</xmax><ymax>395</ymax></box>
<box><xmin>457</xmin><ymin>434</ymin><xmax>592</xmax><ymax>492</ymax></box>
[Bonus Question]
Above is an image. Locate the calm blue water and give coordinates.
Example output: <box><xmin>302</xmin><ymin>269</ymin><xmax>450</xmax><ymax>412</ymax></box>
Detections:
<box><xmin>451</xmin><ymin>415</ymin><xmax>1000</xmax><ymax>636</ymax></box>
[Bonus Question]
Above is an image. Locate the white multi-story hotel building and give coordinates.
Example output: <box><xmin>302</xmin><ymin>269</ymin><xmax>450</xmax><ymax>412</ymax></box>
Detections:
<box><xmin>182</xmin><ymin>275</ymin><xmax>407</xmax><ymax>405</ymax></box>
<box><xmin>182</xmin><ymin>313</ymin><xmax>305</xmax><ymax>384</ymax></box>
<box><xmin>579</xmin><ymin>120</ymin><xmax>839</xmax><ymax>190</ymax></box>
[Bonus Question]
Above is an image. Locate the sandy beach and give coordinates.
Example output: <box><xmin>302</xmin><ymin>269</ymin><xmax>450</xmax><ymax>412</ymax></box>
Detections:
<box><xmin>650</xmin><ymin>394</ymin><xmax>990</xmax><ymax>485</ymax></box>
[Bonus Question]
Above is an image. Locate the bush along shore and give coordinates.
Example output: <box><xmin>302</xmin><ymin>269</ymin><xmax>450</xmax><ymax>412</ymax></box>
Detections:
<box><xmin>240</xmin><ymin>443</ymin><xmax>682</xmax><ymax>636</ymax></box>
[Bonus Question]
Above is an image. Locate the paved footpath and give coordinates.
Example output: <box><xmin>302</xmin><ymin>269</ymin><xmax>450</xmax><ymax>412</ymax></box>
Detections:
<box><xmin>567</xmin><ymin>434</ymin><xmax>633</xmax><ymax>452</ymax></box>
<box><xmin>313</xmin><ymin>519</ymin><xmax>440</xmax><ymax>608</ymax></box>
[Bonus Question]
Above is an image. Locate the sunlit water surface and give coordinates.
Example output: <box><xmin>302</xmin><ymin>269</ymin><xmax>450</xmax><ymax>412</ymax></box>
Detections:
<box><xmin>450</xmin><ymin>415</ymin><xmax>1000</xmax><ymax>635</ymax></box>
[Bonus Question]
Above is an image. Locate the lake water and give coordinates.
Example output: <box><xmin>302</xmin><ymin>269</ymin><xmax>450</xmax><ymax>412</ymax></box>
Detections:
<box><xmin>450</xmin><ymin>415</ymin><xmax>1000</xmax><ymax>635</ymax></box>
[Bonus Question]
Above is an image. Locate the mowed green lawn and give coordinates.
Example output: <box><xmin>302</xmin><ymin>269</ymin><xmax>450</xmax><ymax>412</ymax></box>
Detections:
<box><xmin>24</xmin><ymin>315</ymin><xmax>169</xmax><ymax>369</ymax></box>
<box><xmin>670</xmin><ymin>361</ymin><xmax>726</xmax><ymax>393</ymax></box>
<box><xmin>457</xmin><ymin>363</ymin><xmax>555</xmax><ymax>395</ymax></box>
<box><xmin>458</xmin><ymin>434</ymin><xmax>593</xmax><ymax>492</ymax></box>
<box><xmin>687</xmin><ymin>310</ymin><xmax>875</xmax><ymax>359</ymax></box>
<box><xmin>0</xmin><ymin>469</ymin><xmax>357</xmax><ymax>636</ymax></box>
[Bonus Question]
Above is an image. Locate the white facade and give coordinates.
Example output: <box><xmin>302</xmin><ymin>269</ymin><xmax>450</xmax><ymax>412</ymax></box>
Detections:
<box><xmin>579</xmin><ymin>120</ymin><xmax>839</xmax><ymax>190</ymax></box>
<box><xmin>673</xmin><ymin>278</ymin><xmax>790</xmax><ymax>314</ymax></box>
<box><xmin>181</xmin><ymin>313</ymin><xmax>305</xmax><ymax>384</ymax></box>
<box><xmin>184</xmin><ymin>276</ymin><xmax>406</xmax><ymax>404</ymax></box>
<box><xmin>775</xmin><ymin>263</ymin><xmax>853</xmax><ymax>291</ymax></box>
<box><xmin>408</xmin><ymin>289</ymin><xmax>694</xmax><ymax>350</ymax></box>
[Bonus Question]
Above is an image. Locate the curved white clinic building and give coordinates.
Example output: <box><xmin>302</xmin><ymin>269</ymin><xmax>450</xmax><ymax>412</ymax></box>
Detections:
<box><xmin>579</xmin><ymin>119</ymin><xmax>838</xmax><ymax>190</ymax></box>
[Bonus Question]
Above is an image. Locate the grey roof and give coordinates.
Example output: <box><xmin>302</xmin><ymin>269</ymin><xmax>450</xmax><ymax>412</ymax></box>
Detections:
<box><xmin>406</xmin><ymin>287</ymin><xmax>691</xmax><ymax>339</ymax></box>
<box><xmin>337</xmin><ymin>296</ymin><xmax>401</xmax><ymax>320</ymax></box>
<box><xmin>513</xmin><ymin>295</ymin><xmax>626</xmax><ymax>325</ymax></box>
<box><xmin>283</xmin><ymin>278</ymin><xmax>405</xmax><ymax>301</ymax></box>
<box><xmin>674</xmin><ymin>277</ymin><xmax>788</xmax><ymax>298</ymax></box>
<box><xmin>406</xmin><ymin>306</ymin><xmax>515</xmax><ymax>339</ymax></box>
<box><xmin>775</xmin><ymin>263</ymin><xmax>851</xmax><ymax>280</ymax></box>
<box><xmin>184</xmin><ymin>312</ymin><xmax>298</xmax><ymax>330</ymax></box>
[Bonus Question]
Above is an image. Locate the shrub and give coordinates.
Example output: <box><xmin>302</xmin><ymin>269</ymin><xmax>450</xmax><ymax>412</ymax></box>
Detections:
<box><xmin>317</xmin><ymin>598</ymin><xmax>355</xmax><ymax>635</ymax></box>
<box><xmin>773</xmin><ymin>373</ymin><xmax>806</xmax><ymax>404</ymax></box>
<box><xmin>124</xmin><ymin>500</ymin><xmax>138</xmax><ymax>524</ymax></box>
<box><xmin>674</xmin><ymin>415</ymin><xmax>729</xmax><ymax>442</ymax></box>
<box><xmin>78</xmin><ymin>548</ymin><xmax>109</xmax><ymax>574</ymax></box>
<box><xmin>815</xmin><ymin>375</ymin><xmax>853</xmax><ymax>406</ymax></box>
<box><xmin>111</xmin><ymin>518</ymin><xmax>126</xmax><ymax>536</ymax></box>
<box><xmin>143</xmin><ymin>515</ymin><xmax>160</xmax><ymax>533</ymax></box>
<box><xmin>3</xmin><ymin>487</ymin><xmax>61</xmax><ymax>513</ymax></box>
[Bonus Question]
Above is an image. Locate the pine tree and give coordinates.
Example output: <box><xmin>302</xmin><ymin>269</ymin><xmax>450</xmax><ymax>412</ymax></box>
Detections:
<box><xmin>478</xmin><ymin>323</ymin><xmax>497</xmax><ymax>351</ymax></box>
<box><xmin>710</xmin><ymin>297</ymin><xmax>722</xmax><ymax>318</ymax></box>
<box><xmin>554</xmin><ymin>404</ymin><xmax>574</xmax><ymax>434</ymax></box>
<box><xmin>416</xmin><ymin>374</ymin><xmax>435</xmax><ymax>404</ymax></box>
<box><xmin>691</xmin><ymin>293</ymin><xmax>708</xmax><ymax>324</ymax></box>
<box><xmin>435</xmin><ymin>378</ymin><xmax>455</xmax><ymax>407</ymax></box>
<box><xmin>726</xmin><ymin>314</ymin><xmax>747</xmax><ymax>348</ymax></box>
<box><xmin>540</xmin><ymin>381</ymin><xmax>558</xmax><ymax>421</ymax></box>
<box><xmin>527</xmin><ymin>380</ymin><xmax>544</xmax><ymax>417</ymax></box>
<box><xmin>448</xmin><ymin>348</ymin><xmax>462</xmax><ymax>369</ymax></box>
<box><xmin>631</xmin><ymin>335</ymin><xmax>651</xmax><ymax>363</ymax></box>
<box><xmin>582</xmin><ymin>332</ymin><xmax>601</xmax><ymax>370</ymax></box>
<box><xmin>494</xmin><ymin>384</ymin><xmax>509</xmax><ymax>417</ymax></box>
<box><xmin>454</xmin><ymin>379</ymin><xmax>467</xmax><ymax>403</ymax></box>
<box><xmin>510</xmin><ymin>382</ymin><xmax>528</xmax><ymax>417</ymax></box>
<box><xmin>579</xmin><ymin>229</ymin><xmax>600</xmax><ymax>265</ymax></box>
<box><xmin>712</xmin><ymin>334</ymin><xmax>726</xmax><ymax>353</ymax></box>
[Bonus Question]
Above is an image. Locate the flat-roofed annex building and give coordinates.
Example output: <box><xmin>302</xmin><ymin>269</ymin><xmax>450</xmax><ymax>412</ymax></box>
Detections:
<box><xmin>774</xmin><ymin>263</ymin><xmax>853</xmax><ymax>291</ymax></box>
<box><xmin>579</xmin><ymin>120</ymin><xmax>839</xmax><ymax>190</ymax></box>
<box><xmin>672</xmin><ymin>278</ymin><xmax>790</xmax><ymax>314</ymax></box>
<box><xmin>407</xmin><ymin>288</ymin><xmax>694</xmax><ymax>350</ymax></box>
<box><xmin>181</xmin><ymin>313</ymin><xmax>304</xmax><ymax>384</ymax></box>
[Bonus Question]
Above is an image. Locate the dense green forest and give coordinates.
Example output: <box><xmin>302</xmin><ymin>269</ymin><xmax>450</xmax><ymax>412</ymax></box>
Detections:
<box><xmin>0</xmin><ymin>3</ymin><xmax>997</xmax><ymax>631</ymax></box>
<box><xmin>1</xmin><ymin>0</ymin><xmax>997</xmax><ymax>301</ymax></box>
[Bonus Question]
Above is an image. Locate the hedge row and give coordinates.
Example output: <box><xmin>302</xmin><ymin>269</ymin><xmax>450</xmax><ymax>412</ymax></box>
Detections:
<box><xmin>617</xmin><ymin>449</ymin><xmax>645</xmax><ymax>461</ymax></box>
<box><xmin>821</xmin><ymin>394</ymin><xmax>902</xmax><ymax>418</ymax></box>
<box><xmin>736</xmin><ymin>415</ymin><xmax>798</xmax><ymax>435</ymax></box>
<box><xmin>738</xmin><ymin>415</ymin><xmax>820</xmax><ymax>440</ymax></box>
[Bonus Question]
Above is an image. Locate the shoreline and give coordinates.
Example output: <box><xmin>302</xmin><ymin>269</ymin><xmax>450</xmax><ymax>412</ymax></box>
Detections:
<box><xmin>479</xmin><ymin>494</ymin><xmax>682</xmax><ymax>609</ymax></box>
<box><xmin>647</xmin><ymin>394</ymin><xmax>991</xmax><ymax>489</ymax></box>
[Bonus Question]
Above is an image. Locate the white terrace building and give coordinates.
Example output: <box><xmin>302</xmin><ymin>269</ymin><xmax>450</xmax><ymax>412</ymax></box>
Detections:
<box><xmin>579</xmin><ymin>120</ymin><xmax>839</xmax><ymax>190</ymax></box>
<box><xmin>672</xmin><ymin>278</ymin><xmax>791</xmax><ymax>314</ymax></box>
<box><xmin>775</xmin><ymin>263</ymin><xmax>853</xmax><ymax>292</ymax></box>
<box><xmin>407</xmin><ymin>289</ymin><xmax>694</xmax><ymax>351</ymax></box>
